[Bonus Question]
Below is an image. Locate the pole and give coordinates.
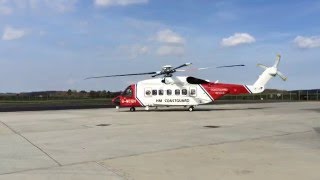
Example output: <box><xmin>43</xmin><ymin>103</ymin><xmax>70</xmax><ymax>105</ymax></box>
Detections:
<box><xmin>290</xmin><ymin>92</ymin><xmax>291</xmax><ymax>101</ymax></box>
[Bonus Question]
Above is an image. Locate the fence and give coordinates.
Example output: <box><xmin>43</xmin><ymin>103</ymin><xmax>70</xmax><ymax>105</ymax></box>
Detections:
<box><xmin>0</xmin><ymin>96</ymin><xmax>112</xmax><ymax>101</ymax></box>
<box><xmin>0</xmin><ymin>90</ymin><xmax>319</xmax><ymax>102</ymax></box>
<box><xmin>221</xmin><ymin>90</ymin><xmax>320</xmax><ymax>101</ymax></box>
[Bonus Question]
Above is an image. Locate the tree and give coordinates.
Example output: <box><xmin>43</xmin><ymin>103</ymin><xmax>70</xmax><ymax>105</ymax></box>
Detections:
<box><xmin>67</xmin><ymin>89</ymin><xmax>72</xmax><ymax>96</ymax></box>
<box><xmin>89</xmin><ymin>91</ymin><xmax>97</xmax><ymax>98</ymax></box>
<box><xmin>101</xmin><ymin>90</ymin><xmax>107</xmax><ymax>97</ymax></box>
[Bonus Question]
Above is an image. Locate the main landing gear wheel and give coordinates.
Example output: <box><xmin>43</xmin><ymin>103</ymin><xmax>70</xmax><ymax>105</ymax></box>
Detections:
<box><xmin>130</xmin><ymin>107</ymin><xmax>136</xmax><ymax>112</ymax></box>
<box><xmin>188</xmin><ymin>106</ymin><xmax>194</xmax><ymax>112</ymax></box>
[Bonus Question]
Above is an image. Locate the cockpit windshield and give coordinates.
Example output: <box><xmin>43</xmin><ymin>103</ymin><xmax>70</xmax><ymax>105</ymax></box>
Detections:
<box><xmin>122</xmin><ymin>86</ymin><xmax>133</xmax><ymax>97</ymax></box>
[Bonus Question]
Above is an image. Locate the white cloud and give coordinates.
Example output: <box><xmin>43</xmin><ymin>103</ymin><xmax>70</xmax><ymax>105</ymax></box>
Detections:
<box><xmin>152</xmin><ymin>29</ymin><xmax>186</xmax><ymax>57</ymax></box>
<box><xmin>0</xmin><ymin>0</ymin><xmax>12</xmax><ymax>15</ymax></box>
<box><xmin>94</xmin><ymin>0</ymin><xmax>148</xmax><ymax>7</ymax></box>
<box><xmin>155</xmin><ymin>29</ymin><xmax>185</xmax><ymax>45</ymax></box>
<box><xmin>44</xmin><ymin>0</ymin><xmax>78</xmax><ymax>13</ymax></box>
<box><xmin>0</xmin><ymin>0</ymin><xmax>77</xmax><ymax>14</ymax></box>
<box><xmin>120</xmin><ymin>44</ymin><xmax>149</xmax><ymax>59</ymax></box>
<box><xmin>294</xmin><ymin>35</ymin><xmax>320</xmax><ymax>49</ymax></box>
<box><xmin>129</xmin><ymin>45</ymin><xmax>149</xmax><ymax>58</ymax></box>
<box><xmin>156</xmin><ymin>46</ymin><xmax>185</xmax><ymax>57</ymax></box>
<box><xmin>215</xmin><ymin>11</ymin><xmax>236</xmax><ymax>21</ymax></box>
<box><xmin>2</xmin><ymin>26</ymin><xmax>27</xmax><ymax>40</ymax></box>
<box><xmin>39</xmin><ymin>30</ymin><xmax>46</xmax><ymax>36</ymax></box>
<box><xmin>0</xmin><ymin>6</ymin><xmax>12</xmax><ymax>15</ymax></box>
<box><xmin>136</xmin><ymin>45</ymin><xmax>148</xmax><ymax>54</ymax></box>
<box><xmin>221</xmin><ymin>33</ymin><xmax>255</xmax><ymax>47</ymax></box>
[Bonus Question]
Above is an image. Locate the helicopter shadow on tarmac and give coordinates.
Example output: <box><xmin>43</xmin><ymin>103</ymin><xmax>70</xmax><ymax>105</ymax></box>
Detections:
<box><xmin>119</xmin><ymin>106</ymin><xmax>271</xmax><ymax>112</ymax></box>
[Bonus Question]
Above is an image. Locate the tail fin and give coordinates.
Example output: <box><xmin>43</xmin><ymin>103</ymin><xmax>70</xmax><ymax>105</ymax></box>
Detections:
<box><xmin>247</xmin><ymin>55</ymin><xmax>287</xmax><ymax>93</ymax></box>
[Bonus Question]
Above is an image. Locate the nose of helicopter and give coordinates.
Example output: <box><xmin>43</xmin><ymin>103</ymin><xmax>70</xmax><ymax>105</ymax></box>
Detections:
<box><xmin>112</xmin><ymin>96</ymin><xmax>121</xmax><ymax>106</ymax></box>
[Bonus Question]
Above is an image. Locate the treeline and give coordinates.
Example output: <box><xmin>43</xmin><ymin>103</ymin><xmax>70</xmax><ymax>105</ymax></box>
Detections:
<box><xmin>65</xmin><ymin>90</ymin><xmax>121</xmax><ymax>98</ymax></box>
<box><xmin>0</xmin><ymin>90</ymin><xmax>121</xmax><ymax>100</ymax></box>
<box><xmin>1</xmin><ymin>89</ymin><xmax>319</xmax><ymax>101</ymax></box>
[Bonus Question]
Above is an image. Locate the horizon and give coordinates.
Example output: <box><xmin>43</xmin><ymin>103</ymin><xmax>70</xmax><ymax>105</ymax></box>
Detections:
<box><xmin>1</xmin><ymin>0</ymin><xmax>320</xmax><ymax>92</ymax></box>
<box><xmin>1</xmin><ymin>88</ymin><xmax>320</xmax><ymax>94</ymax></box>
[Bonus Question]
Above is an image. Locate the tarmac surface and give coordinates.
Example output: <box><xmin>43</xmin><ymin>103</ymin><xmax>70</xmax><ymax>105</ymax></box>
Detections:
<box><xmin>0</xmin><ymin>102</ymin><xmax>320</xmax><ymax>179</ymax></box>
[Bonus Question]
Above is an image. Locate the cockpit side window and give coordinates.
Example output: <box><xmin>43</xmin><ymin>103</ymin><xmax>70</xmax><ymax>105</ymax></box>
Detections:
<box><xmin>122</xmin><ymin>86</ymin><xmax>133</xmax><ymax>97</ymax></box>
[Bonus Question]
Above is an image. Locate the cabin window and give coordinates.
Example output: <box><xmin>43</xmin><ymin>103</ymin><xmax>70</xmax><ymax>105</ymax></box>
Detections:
<box><xmin>145</xmin><ymin>90</ymin><xmax>151</xmax><ymax>96</ymax></box>
<box><xmin>152</xmin><ymin>90</ymin><xmax>157</xmax><ymax>96</ymax></box>
<box><xmin>167</xmin><ymin>89</ymin><xmax>172</xmax><ymax>95</ymax></box>
<box><xmin>182</xmin><ymin>89</ymin><xmax>187</xmax><ymax>95</ymax></box>
<box><xmin>159</xmin><ymin>89</ymin><xmax>164</xmax><ymax>96</ymax></box>
<box><xmin>190</xmin><ymin>88</ymin><xmax>196</xmax><ymax>96</ymax></box>
<box><xmin>123</xmin><ymin>86</ymin><xmax>133</xmax><ymax>97</ymax></box>
<box><xmin>175</xmin><ymin>89</ymin><xmax>180</xmax><ymax>95</ymax></box>
<box><xmin>145</xmin><ymin>88</ymin><xmax>152</xmax><ymax>97</ymax></box>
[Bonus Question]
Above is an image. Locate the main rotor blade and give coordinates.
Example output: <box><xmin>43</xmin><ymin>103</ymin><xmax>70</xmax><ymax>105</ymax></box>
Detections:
<box><xmin>172</xmin><ymin>62</ymin><xmax>192</xmax><ymax>71</ymax></box>
<box><xmin>216</xmin><ymin>64</ymin><xmax>245</xmax><ymax>68</ymax></box>
<box><xmin>197</xmin><ymin>67</ymin><xmax>210</xmax><ymax>70</ymax></box>
<box><xmin>151</xmin><ymin>72</ymin><xmax>165</xmax><ymax>78</ymax></box>
<box><xmin>151</xmin><ymin>63</ymin><xmax>193</xmax><ymax>78</ymax></box>
<box><xmin>181</xmin><ymin>64</ymin><xmax>245</xmax><ymax>72</ymax></box>
<box><xmin>85</xmin><ymin>71</ymin><xmax>157</xmax><ymax>80</ymax></box>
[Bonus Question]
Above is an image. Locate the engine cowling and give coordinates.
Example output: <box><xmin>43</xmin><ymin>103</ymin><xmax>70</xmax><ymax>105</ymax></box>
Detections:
<box><xmin>186</xmin><ymin>76</ymin><xmax>209</xmax><ymax>84</ymax></box>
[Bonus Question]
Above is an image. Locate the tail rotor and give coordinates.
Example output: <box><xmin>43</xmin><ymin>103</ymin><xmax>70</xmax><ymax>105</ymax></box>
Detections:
<box><xmin>273</xmin><ymin>54</ymin><xmax>281</xmax><ymax>68</ymax></box>
<box><xmin>273</xmin><ymin>54</ymin><xmax>287</xmax><ymax>81</ymax></box>
<box><xmin>277</xmin><ymin>70</ymin><xmax>287</xmax><ymax>81</ymax></box>
<box><xmin>257</xmin><ymin>54</ymin><xmax>287</xmax><ymax>81</ymax></box>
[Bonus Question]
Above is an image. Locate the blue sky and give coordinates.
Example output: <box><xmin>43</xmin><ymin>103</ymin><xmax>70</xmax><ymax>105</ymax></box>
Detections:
<box><xmin>0</xmin><ymin>0</ymin><xmax>320</xmax><ymax>92</ymax></box>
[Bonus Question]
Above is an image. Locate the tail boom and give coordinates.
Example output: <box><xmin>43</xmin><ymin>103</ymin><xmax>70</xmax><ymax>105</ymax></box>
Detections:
<box><xmin>200</xmin><ymin>55</ymin><xmax>286</xmax><ymax>101</ymax></box>
<box><xmin>201</xmin><ymin>83</ymin><xmax>253</xmax><ymax>100</ymax></box>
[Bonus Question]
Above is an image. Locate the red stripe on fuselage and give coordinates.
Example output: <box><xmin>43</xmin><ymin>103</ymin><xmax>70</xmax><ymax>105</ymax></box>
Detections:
<box><xmin>201</xmin><ymin>83</ymin><xmax>251</xmax><ymax>100</ymax></box>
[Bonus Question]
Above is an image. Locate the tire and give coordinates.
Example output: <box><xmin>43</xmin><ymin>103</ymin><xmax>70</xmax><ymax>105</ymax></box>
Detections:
<box><xmin>188</xmin><ymin>106</ymin><xmax>194</xmax><ymax>112</ymax></box>
<box><xmin>130</xmin><ymin>107</ymin><xmax>136</xmax><ymax>112</ymax></box>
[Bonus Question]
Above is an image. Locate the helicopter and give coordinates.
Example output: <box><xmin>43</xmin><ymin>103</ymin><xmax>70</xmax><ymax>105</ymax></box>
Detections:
<box><xmin>86</xmin><ymin>55</ymin><xmax>286</xmax><ymax>112</ymax></box>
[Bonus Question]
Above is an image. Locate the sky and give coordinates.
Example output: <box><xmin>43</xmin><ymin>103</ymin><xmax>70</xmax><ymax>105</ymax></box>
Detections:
<box><xmin>0</xmin><ymin>0</ymin><xmax>320</xmax><ymax>92</ymax></box>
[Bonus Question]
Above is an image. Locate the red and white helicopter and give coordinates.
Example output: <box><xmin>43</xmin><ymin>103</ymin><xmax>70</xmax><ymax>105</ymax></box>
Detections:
<box><xmin>86</xmin><ymin>55</ymin><xmax>286</xmax><ymax>112</ymax></box>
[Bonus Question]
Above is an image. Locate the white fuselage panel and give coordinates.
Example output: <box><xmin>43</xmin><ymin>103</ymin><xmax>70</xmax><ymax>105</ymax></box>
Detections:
<box><xmin>136</xmin><ymin>77</ymin><xmax>212</xmax><ymax>106</ymax></box>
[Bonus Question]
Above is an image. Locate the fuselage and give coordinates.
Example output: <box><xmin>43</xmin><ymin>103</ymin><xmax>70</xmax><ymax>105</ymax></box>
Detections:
<box><xmin>112</xmin><ymin>76</ymin><xmax>252</xmax><ymax>108</ymax></box>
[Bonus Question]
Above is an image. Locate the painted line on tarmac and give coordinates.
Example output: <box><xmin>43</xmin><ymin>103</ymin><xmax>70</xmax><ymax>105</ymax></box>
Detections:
<box><xmin>0</xmin><ymin>121</ymin><xmax>62</xmax><ymax>166</ymax></box>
